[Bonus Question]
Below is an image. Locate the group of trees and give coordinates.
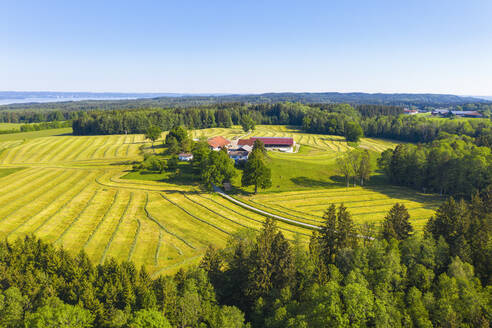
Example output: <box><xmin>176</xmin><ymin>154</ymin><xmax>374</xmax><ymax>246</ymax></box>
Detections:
<box><xmin>336</xmin><ymin>149</ymin><xmax>372</xmax><ymax>187</ymax></box>
<box><xmin>200</xmin><ymin>190</ymin><xmax>491</xmax><ymax>327</ymax></box>
<box><xmin>0</xmin><ymin>121</ymin><xmax>71</xmax><ymax>135</ymax></box>
<box><xmin>0</xmin><ymin>236</ymin><xmax>246</xmax><ymax>328</ymax></box>
<box><xmin>378</xmin><ymin>135</ymin><xmax>492</xmax><ymax>198</ymax></box>
<box><xmin>164</xmin><ymin>126</ymin><xmax>193</xmax><ymax>154</ymax></box>
<box><xmin>0</xmin><ymin>110</ymin><xmax>78</xmax><ymax>124</ymax></box>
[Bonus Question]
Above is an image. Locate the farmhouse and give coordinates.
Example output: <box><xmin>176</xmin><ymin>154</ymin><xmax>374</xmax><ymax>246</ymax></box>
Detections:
<box><xmin>431</xmin><ymin>110</ymin><xmax>483</xmax><ymax>118</ymax></box>
<box><xmin>178</xmin><ymin>153</ymin><xmax>193</xmax><ymax>161</ymax></box>
<box><xmin>404</xmin><ymin>109</ymin><xmax>418</xmax><ymax>115</ymax></box>
<box><xmin>228</xmin><ymin>150</ymin><xmax>249</xmax><ymax>162</ymax></box>
<box><xmin>207</xmin><ymin>136</ymin><xmax>230</xmax><ymax>151</ymax></box>
<box><xmin>238</xmin><ymin>137</ymin><xmax>295</xmax><ymax>152</ymax></box>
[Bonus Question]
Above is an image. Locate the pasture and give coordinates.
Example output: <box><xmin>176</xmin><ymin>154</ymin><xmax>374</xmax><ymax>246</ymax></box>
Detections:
<box><xmin>0</xmin><ymin>123</ymin><xmax>24</xmax><ymax>131</ymax></box>
<box><xmin>0</xmin><ymin>126</ymin><xmax>441</xmax><ymax>276</ymax></box>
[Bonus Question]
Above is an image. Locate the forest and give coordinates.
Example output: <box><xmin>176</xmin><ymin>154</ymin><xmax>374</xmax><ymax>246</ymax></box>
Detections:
<box><xmin>0</xmin><ymin>190</ymin><xmax>490</xmax><ymax>327</ymax></box>
<box><xmin>1</xmin><ymin>92</ymin><xmax>491</xmax><ymax>112</ymax></box>
<box><xmin>67</xmin><ymin>102</ymin><xmax>492</xmax><ymax>146</ymax></box>
<box><xmin>378</xmin><ymin>135</ymin><xmax>492</xmax><ymax>198</ymax></box>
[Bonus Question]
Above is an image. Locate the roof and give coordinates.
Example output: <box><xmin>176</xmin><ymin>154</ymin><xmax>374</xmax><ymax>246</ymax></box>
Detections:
<box><xmin>207</xmin><ymin>136</ymin><xmax>230</xmax><ymax>148</ymax></box>
<box><xmin>452</xmin><ymin>110</ymin><xmax>482</xmax><ymax>116</ymax></box>
<box><xmin>239</xmin><ymin>145</ymin><xmax>253</xmax><ymax>152</ymax></box>
<box><xmin>238</xmin><ymin>137</ymin><xmax>294</xmax><ymax>147</ymax></box>
<box><xmin>229</xmin><ymin>150</ymin><xmax>249</xmax><ymax>157</ymax></box>
<box><xmin>178</xmin><ymin>153</ymin><xmax>193</xmax><ymax>157</ymax></box>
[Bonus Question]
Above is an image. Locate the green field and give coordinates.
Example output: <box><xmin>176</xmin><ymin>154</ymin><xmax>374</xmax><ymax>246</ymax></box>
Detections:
<box><xmin>0</xmin><ymin>126</ymin><xmax>442</xmax><ymax>275</ymax></box>
<box><xmin>0</xmin><ymin>123</ymin><xmax>25</xmax><ymax>131</ymax></box>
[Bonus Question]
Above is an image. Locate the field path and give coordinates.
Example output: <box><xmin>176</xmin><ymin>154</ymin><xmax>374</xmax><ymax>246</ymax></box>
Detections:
<box><xmin>213</xmin><ymin>185</ymin><xmax>321</xmax><ymax>230</ymax></box>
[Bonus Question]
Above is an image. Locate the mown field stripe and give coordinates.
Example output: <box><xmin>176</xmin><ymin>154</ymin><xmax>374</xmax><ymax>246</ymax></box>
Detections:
<box><xmin>155</xmin><ymin>230</ymin><xmax>164</xmax><ymax>265</ymax></box>
<box><xmin>143</xmin><ymin>193</ymin><xmax>193</xmax><ymax>249</ymax></box>
<box><xmin>0</xmin><ymin>170</ymin><xmax>62</xmax><ymax>221</ymax></box>
<box><xmin>5</xmin><ymin>171</ymin><xmax>85</xmax><ymax>239</ymax></box>
<box><xmin>160</xmin><ymin>193</ymin><xmax>231</xmax><ymax>235</ymax></box>
<box><xmin>83</xmin><ymin>190</ymin><xmax>120</xmax><ymax>248</ymax></box>
<box><xmin>0</xmin><ymin>170</ymin><xmax>70</xmax><ymax>222</ymax></box>
<box><xmin>64</xmin><ymin>137</ymin><xmax>94</xmax><ymax>161</ymax></box>
<box><xmin>252</xmin><ymin>199</ymin><xmax>324</xmax><ymax>219</ymax></box>
<box><xmin>8</xmin><ymin>138</ymin><xmax>51</xmax><ymax>163</ymax></box>
<box><xmin>90</xmin><ymin>135</ymin><xmax>111</xmax><ymax>159</ymax></box>
<box><xmin>127</xmin><ymin>219</ymin><xmax>141</xmax><ymax>261</ymax></box>
<box><xmin>198</xmin><ymin>194</ymin><xmax>311</xmax><ymax>237</ymax></box>
<box><xmin>181</xmin><ymin>193</ymin><xmax>254</xmax><ymax>230</ymax></box>
<box><xmin>32</xmin><ymin>173</ymin><xmax>97</xmax><ymax>235</ymax></box>
<box><xmin>100</xmin><ymin>192</ymin><xmax>134</xmax><ymax>264</ymax></box>
<box><xmin>54</xmin><ymin>189</ymin><xmax>100</xmax><ymax>244</ymax></box>
<box><xmin>246</xmin><ymin>198</ymin><xmax>324</xmax><ymax>223</ymax></box>
<box><xmin>0</xmin><ymin>168</ymin><xmax>46</xmax><ymax>195</ymax></box>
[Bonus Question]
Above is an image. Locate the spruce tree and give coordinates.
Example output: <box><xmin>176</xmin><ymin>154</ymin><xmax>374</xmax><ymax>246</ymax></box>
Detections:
<box><xmin>241</xmin><ymin>141</ymin><xmax>272</xmax><ymax>194</ymax></box>
<box><xmin>382</xmin><ymin>203</ymin><xmax>413</xmax><ymax>241</ymax></box>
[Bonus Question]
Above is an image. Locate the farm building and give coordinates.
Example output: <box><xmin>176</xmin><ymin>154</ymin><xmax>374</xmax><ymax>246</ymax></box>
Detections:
<box><xmin>238</xmin><ymin>137</ymin><xmax>295</xmax><ymax>152</ymax></box>
<box><xmin>404</xmin><ymin>109</ymin><xmax>419</xmax><ymax>115</ymax></box>
<box><xmin>228</xmin><ymin>150</ymin><xmax>249</xmax><ymax>162</ymax></box>
<box><xmin>178</xmin><ymin>153</ymin><xmax>193</xmax><ymax>161</ymax></box>
<box><xmin>207</xmin><ymin>136</ymin><xmax>231</xmax><ymax>151</ymax></box>
<box><xmin>432</xmin><ymin>110</ymin><xmax>483</xmax><ymax>118</ymax></box>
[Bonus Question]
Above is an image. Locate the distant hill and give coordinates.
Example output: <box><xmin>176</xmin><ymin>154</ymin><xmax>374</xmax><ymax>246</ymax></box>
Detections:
<box><xmin>0</xmin><ymin>92</ymin><xmax>489</xmax><ymax>111</ymax></box>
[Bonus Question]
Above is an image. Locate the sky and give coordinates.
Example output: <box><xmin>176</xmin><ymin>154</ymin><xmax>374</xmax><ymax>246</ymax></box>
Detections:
<box><xmin>2</xmin><ymin>0</ymin><xmax>492</xmax><ymax>95</ymax></box>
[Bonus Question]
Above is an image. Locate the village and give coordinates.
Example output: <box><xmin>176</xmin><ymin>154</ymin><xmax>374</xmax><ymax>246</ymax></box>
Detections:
<box><xmin>178</xmin><ymin>136</ymin><xmax>295</xmax><ymax>162</ymax></box>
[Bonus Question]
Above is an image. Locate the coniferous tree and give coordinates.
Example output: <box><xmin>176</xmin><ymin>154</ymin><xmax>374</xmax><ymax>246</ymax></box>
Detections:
<box><xmin>241</xmin><ymin>141</ymin><xmax>272</xmax><ymax>194</ymax></box>
<box><xmin>382</xmin><ymin>203</ymin><xmax>413</xmax><ymax>241</ymax></box>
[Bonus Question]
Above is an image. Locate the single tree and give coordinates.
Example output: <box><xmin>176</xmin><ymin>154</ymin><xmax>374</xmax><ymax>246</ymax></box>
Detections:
<box><xmin>382</xmin><ymin>203</ymin><xmax>413</xmax><ymax>240</ymax></box>
<box><xmin>166</xmin><ymin>136</ymin><xmax>180</xmax><ymax>155</ymax></box>
<box><xmin>165</xmin><ymin>126</ymin><xmax>189</xmax><ymax>144</ymax></box>
<box><xmin>357</xmin><ymin>150</ymin><xmax>372</xmax><ymax>186</ymax></box>
<box><xmin>349</xmin><ymin>150</ymin><xmax>362</xmax><ymax>186</ymax></box>
<box><xmin>127</xmin><ymin>309</ymin><xmax>172</xmax><ymax>328</ymax></box>
<box><xmin>252</xmin><ymin>139</ymin><xmax>267</xmax><ymax>156</ymax></box>
<box><xmin>336</xmin><ymin>153</ymin><xmax>353</xmax><ymax>187</ymax></box>
<box><xmin>166</xmin><ymin>155</ymin><xmax>179</xmax><ymax>172</ymax></box>
<box><xmin>246</xmin><ymin>218</ymin><xmax>294</xmax><ymax>301</ymax></box>
<box><xmin>315</xmin><ymin>204</ymin><xmax>358</xmax><ymax>267</ymax></box>
<box><xmin>202</xmin><ymin>148</ymin><xmax>236</xmax><ymax>188</ymax></box>
<box><xmin>191</xmin><ymin>140</ymin><xmax>211</xmax><ymax>171</ymax></box>
<box><xmin>240</xmin><ymin>115</ymin><xmax>256</xmax><ymax>132</ymax></box>
<box><xmin>145</xmin><ymin>125</ymin><xmax>162</xmax><ymax>149</ymax></box>
<box><xmin>345</xmin><ymin>122</ymin><xmax>363</xmax><ymax>142</ymax></box>
<box><xmin>241</xmin><ymin>143</ymin><xmax>272</xmax><ymax>194</ymax></box>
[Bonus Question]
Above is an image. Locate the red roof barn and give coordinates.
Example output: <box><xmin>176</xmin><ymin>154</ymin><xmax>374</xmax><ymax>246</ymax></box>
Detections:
<box><xmin>207</xmin><ymin>136</ymin><xmax>230</xmax><ymax>150</ymax></box>
<box><xmin>238</xmin><ymin>137</ymin><xmax>294</xmax><ymax>147</ymax></box>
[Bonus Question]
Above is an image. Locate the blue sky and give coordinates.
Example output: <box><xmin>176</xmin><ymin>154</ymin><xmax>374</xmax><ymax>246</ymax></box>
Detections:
<box><xmin>2</xmin><ymin>0</ymin><xmax>492</xmax><ymax>94</ymax></box>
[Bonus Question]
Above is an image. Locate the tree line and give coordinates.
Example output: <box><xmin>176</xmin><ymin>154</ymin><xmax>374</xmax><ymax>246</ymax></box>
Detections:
<box><xmin>1</xmin><ymin>190</ymin><xmax>490</xmax><ymax>327</ymax></box>
<box><xmin>378</xmin><ymin>135</ymin><xmax>492</xmax><ymax>198</ymax></box>
<box><xmin>3</xmin><ymin>102</ymin><xmax>477</xmax><ymax>148</ymax></box>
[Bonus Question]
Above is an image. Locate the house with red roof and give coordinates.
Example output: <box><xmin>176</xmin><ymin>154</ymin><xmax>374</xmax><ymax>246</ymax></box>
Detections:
<box><xmin>207</xmin><ymin>136</ymin><xmax>231</xmax><ymax>151</ymax></box>
<box><xmin>238</xmin><ymin>137</ymin><xmax>295</xmax><ymax>152</ymax></box>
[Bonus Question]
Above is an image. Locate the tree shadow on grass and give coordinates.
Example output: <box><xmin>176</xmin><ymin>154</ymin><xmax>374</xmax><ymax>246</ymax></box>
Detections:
<box><xmin>290</xmin><ymin>176</ymin><xmax>343</xmax><ymax>189</ymax></box>
<box><xmin>363</xmin><ymin>184</ymin><xmax>444</xmax><ymax>211</ymax></box>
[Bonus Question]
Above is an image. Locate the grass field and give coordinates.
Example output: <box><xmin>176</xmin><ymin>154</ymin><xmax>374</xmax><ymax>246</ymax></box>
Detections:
<box><xmin>0</xmin><ymin>125</ymin><xmax>442</xmax><ymax>275</ymax></box>
<box><xmin>0</xmin><ymin>123</ymin><xmax>25</xmax><ymax>131</ymax></box>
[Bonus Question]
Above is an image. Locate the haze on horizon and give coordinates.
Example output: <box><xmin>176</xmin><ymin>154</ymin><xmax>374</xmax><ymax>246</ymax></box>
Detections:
<box><xmin>2</xmin><ymin>0</ymin><xmax>492</xmax><ymax>95</ymax></box>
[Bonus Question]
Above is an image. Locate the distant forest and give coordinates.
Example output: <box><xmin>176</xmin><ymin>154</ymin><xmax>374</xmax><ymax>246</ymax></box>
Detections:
<box><xmin>1</xmin><ymin>92</ymin><xmax>491</xmax><ymax>112</ymax></box>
